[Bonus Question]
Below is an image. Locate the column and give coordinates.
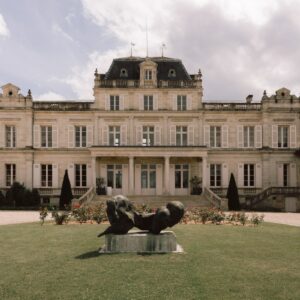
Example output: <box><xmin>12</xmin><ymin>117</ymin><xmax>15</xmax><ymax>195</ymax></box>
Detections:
<box><xmin>91</xmin><ymin>156</ymin><xmax>96</xmax><ymax>188</ymax></box>
<box><xmin>129</xmin><ymin>156</ymin><xmax>134</xmax><ymax>194</ymax></box>
<box><xmin>164</xmin><ymin>156</ymin><xmax>170</xmax><ymax>195</ymax></box>
<box><xmin>202</xmin><ymin>156</ymin><xmax>207</xmax><ymax>189</ymax></box>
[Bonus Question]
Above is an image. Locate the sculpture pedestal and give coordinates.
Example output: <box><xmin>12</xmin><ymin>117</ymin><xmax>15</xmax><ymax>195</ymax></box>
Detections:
<box><xmin>99</xmin><ymin>230</ymin><xmax>183</xmax><ymax>253</ymax></box>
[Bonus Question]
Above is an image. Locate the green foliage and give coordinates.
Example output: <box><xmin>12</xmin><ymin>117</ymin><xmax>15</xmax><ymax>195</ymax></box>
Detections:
<box><xmin>72</xmin><ymin>207</ymin><xmax>90</xmax><ymax>224</ymax></box>
<box><xmin>210</xmin><ymin>210</ymin><xmax>225</xmax><ymax>224</ymax></box>
<box><xmin>238</xmin><ymin>212</ymin><xmax>248</xmax><ymax>226</ymax></box>
<box><xmin>59</xmin><ymin>170</ymin><xmax>73</xmax><ymax>209</ymax></box>
<box><xmin>227</xmin><ymin>173</ymin><xmax>241</xmax><ymax>211</ymax></box>
<box><xmin>39</xmin><ymin>207</ymin><xmax>48</xmax><ymax>225</ymax></box>
<box><xmin>4</xmin><ymin>182</ymin><xmax>40</xmax><ymax>207</ymax></box>
<box><xmin>250</xmin><ymin>214</ymin><xmax>265</xmax><ymax>226</ymax></box>
<box><xmin>91</xmin><ymin>203</ymin><xmax>106</xmax><ymax>224</ymax></box>
<box><xmin>51</xmin><ymin>211</ymin><xmax>69</xmax><ymax>225</ymax></box>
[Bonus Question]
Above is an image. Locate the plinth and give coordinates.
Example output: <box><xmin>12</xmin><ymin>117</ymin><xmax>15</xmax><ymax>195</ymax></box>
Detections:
<box><xmin>99</xmin><ymin>230</ymin><xmax>183</xmax><ymax>253</ymax></box>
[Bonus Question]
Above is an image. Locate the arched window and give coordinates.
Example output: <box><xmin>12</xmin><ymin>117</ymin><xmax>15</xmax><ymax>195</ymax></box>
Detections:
<box><xmin>168</xmin><ymin>69</ymin><xmax>176</xmax><ymax>78</ymax></box>
<box><xmin>120</xmin><ymin>68</ymin><xmax>128</xmax><ymax>78</ymax></box>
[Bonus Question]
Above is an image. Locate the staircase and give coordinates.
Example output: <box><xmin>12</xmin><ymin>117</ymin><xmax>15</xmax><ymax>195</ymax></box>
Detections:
<box><xmin>88</xmin><ymin>194</ymin><xmax>214</xmax><ymax>209</ymax></box>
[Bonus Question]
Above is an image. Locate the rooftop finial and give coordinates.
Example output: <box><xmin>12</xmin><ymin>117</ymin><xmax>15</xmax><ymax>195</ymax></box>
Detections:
<box><xmin>130</xmin><ymin>42</ymin><xmax>135</xmax><ymax>57</ymax></box>
<box><xmin>27</xmin><ymin>89</ymin><xmax>32</xmax><ymax>98</ymax></box>
<box><xmin>263</xmin><ymin>90</ymin><xmax>267</xmax><ymax>96</ymax></box>
<box><xmin>94</xmin><ymin>68</ymin><xmax>98</xmax><ymax>76</ymax></box>
<box><xmin>161</xmin><ymin>43</ymin><xmax>166</xmax><ymax>57</ymax></box>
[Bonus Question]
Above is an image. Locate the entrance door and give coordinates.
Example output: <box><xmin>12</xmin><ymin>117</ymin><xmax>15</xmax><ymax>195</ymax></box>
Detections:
<box><xmin>141</xmin><ymin>164</ymin><xmax>156</xmax><ymax>195</ymax></box>
<box><xmin>174</xmin><ymin>164</ymin><xmax>189</xmax><ymax>195</ymax></box>
<box><xmin>285</xmin><ymin>197</ymin><xmax>297</xmax><ymax>212</ymax></box>
<box><xmin>107</xmin><ymin>164</ymin><xmax>122</xmax><ymax>195</ymax></box>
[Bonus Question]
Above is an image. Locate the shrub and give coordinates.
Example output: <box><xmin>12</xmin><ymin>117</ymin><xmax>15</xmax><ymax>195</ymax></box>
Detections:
<box><xmin>72</xmin><ymin>207</ymin><xmax>90</xmax><ymax>224</ymax></box>
<box><xmin>91</xmin><ymin>203</ymin><xmax>106</xmax><ymax>224</ymax></box>
<box><xmin>238</xmin><ymin>212</ymin><xmax>248</xmax><ymax>226</ymax></box>
<box><xmin>227</xmin><ymin>173</ymin><xmax>241</xmax><ymax>211</ymax></box>
<box><xmin>39</xmin><ymin>207</ymin><xmax>48</xmax><ymax>225</ymax></box>
<box><xmin>51</xmin><ymin>211</ymin><xmax>69</xmax><ymax>225</ymax></box>
<box><xmin>59</xmin><ymin>170</ymin><xmax>73</xmax><ymax>210</ymax></box>
<box><xmin>210</xmin><ymin>210</ymin><xmax>225</xmax><ymax>225</ymax></box>
<box><xmin>250</xmin><ymin>214</ymin><xmax>264</xmax><ymax>226</ymax></box>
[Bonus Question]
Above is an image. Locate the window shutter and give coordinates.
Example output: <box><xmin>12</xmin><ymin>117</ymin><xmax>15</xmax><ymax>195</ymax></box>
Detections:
<box><xmin>272</xmin><ymin>125</ymin><xmax>278</xmax><ymax>148</ymax></box>
<box><xmin>237</xmin><ymin>125</ymin><xmax>243</xmax><ymax>148</ymax></box>
<box><xmin>87</xmin><ymin>164</ymin><xmax>92</xmax><ymax>187</ymax></box>
<box><xmin>122</xmin><ymin>164</ymin><xmax>128</xmax><ymax>195</ymax></box>
<box><xmin>222</xmin><ymin>125</ymin><xmax>229</xmax><ymax>148</ymax></box>
<box><xmin>139</xmin><ymin>94</ymin><xmax>144</xmax><ymax>111</ymax></box>
<box><xmin>33</xmin><ymin>125</ymin><xmax>40</xmax><ymax>148</ymax></box>
<box><xmin>33</xmin><ymin>164</ymin><xmax>41</xmax><ymax>188</ymax></box>
<box><xmin>154</xmin><ymin>125</ymin><xmax>161</xmax><ymax>145</ymax></box>
<box><xmin>0</xmin><ymin>125</ymin><xmax>4</xmax><ymax>147</ymax></box>
<box><xmin>119</xmin><ymin>95</ymin><xmax>124</xmax><ymax>111</ymax></box>
<box><xmin>52</xmin><ymin>164</ymin><xmax>59</xmax><ymax>188</ymax></box>
<box><xmin>102</xmin><ymin>125</ymin><xmax>109</xmax><ymax>145</ymax></box>
<box><xmin>52</xmin><ymin>125</ymin><xmax>58</xmax><ymax>148</ymax></box>
<box><xmin>188</xmin><ymin>125</ymin><xmax>194</xmax><ymax>146</ymax></box>
<box><xmin>238</xmin><ymin>163</ymin><xmax>244</xmax><ymax>187</ymax></box>
<box><xmin>173</xmin><ymin>94</ymin><xmax>177</xmax><ymax>111</ymax></box>
<box><xmin>68</xmin><ymin>164</ymin><xmax>75</xmax><ymax>187</ymax></box>
<box><xmin>277</xmin><ymin>164</ymin><xmax>283</xmax><ymax>187</ymax></box>
<box><xmin>87</xmin><ymin>125</ymin><xmax>93</xmax><ymax>147</ymax></box>
<box><xmin>204</xmin><ymin>125</ymin><xmax>210</xmax><ymax>147</ymax></box>
<box><xmin>135</xmin><ymin>164</ymin><xmax>141</xmax><ymax>194</ymax></box>
<box><xmin>121</xmin><ymin>125</ymin><xmax>127</xmax><ymax>145</ymax></box>
<box><xmin>156</xmin><ymin>164</ymin><xmax>163</xmax><ymax>194</ymax></box>
<box><xmin>136</xmin><ymin>125</ymin><xmax>143</xmax><ymax>145</ymax></box>
<box><xmin>255</xmin><ymin>125</ymin><xmax>262</xmax><ymax>148</ymax></box>
<box><xmin>68</xmin><ymin>125</ymin><xmax>74</xmax><ymax>148</ymax></box>
<box><xmin>290</xmin><ymin>163</ymin><xmax>297</xmax><ymax>187</ymax></box>
<box><xmin>187</xmin><ymin>95</ymin><xmax>192</xmax><ymax>110</ymax></box>
<box><xmin>153</xmin><ymin>94</ymin><xmax>158</xmax><ymax>111</ymax></box>
<box><xmin>255</xmin><ymin>163</ymin><xmax>262</xmax><ymax>188</ymax></box>
<box><xmin>205</xmin><ymin>163</ymin><xmax>210</xmax><ymax>188</ymax></box>
<box><xmin>105</xmin><ymin>94</ymin><xmax>110</xmax><ymax>111</ymax></box>
<box><xmin>222</xmin><ymin>163</ymin><xmax>229</xmax><ymax>187</ymax></box>
<box><xmin>290</xmin><ymin>125</ymin><xmax>296</xmax><ymax>148</ymax></box>
<box><xmin>170</xmin><ymin>125</ymin><xmax>176</xmax><ymax>145</ymax></box>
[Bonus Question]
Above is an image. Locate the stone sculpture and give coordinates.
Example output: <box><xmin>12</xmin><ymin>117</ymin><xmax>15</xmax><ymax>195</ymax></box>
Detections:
<box><xmin>97</xmin><ymin>195</ymin><xmax>184</xmax><ymax>237</ymax></box>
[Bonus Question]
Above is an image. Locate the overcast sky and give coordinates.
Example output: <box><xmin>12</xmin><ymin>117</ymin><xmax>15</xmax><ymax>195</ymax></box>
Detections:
<box><xmin>0</xmin><ymin>0</ymin><xmax>299</xmax><ymax>101</ymax></box>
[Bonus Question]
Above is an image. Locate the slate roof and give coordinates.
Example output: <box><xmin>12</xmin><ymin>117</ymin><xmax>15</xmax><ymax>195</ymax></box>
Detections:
<box><xmin>104</xmin><ymin>57</ymin><xmax>192</xmax><ymax>81</ymax></box>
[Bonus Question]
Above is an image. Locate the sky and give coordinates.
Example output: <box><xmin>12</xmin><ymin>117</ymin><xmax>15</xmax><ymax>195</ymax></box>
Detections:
<box><xmin>0</xmin><ymin>0</ymin><xmax>299</xmax><ymax>101</ymax></box>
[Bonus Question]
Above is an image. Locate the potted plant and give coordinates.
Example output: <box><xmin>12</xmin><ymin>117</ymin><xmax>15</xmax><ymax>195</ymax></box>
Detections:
<box><xmin>190</xmin><ymin>176</ymin><xmax>202</xmax><ymax>195</ymax></box>
<box><xmin>96</xmin><ymin>177</ymin><xmax>106</xmax><ymax>195</ymax></box>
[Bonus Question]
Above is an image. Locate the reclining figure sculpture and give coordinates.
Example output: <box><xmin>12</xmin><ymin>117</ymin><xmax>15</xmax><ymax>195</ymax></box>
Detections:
<box><xmin>97</xmin><ymin>195</ymin><xmax>184</xmax><ymax>237</ymax></box>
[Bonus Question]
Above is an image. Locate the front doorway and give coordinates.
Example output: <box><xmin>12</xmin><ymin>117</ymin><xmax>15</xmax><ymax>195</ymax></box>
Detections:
<box><xmin>141</xmin><ymin>164</ymin><xmax>156</xmax><ymax>195</ymax></box>
<box><xmin>107</xmin><ymin>164</ymin><xmax>122</xmax><ymax>195</ymax></box>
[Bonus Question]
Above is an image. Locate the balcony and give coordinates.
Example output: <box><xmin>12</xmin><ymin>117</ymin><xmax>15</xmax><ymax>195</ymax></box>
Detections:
<box><xmin>33</xmin><ymin>102</ymin><xmax>92</xmax><ymax>111</ymax></box>
<box><xmin>38</xmin><ymin>188</ymin><xmax>89</xmax><ymax>198</ymax></box>
<box><xmin>203</xmin><ymin>102</ymin><xmax>262</xmax><ymax>111</ymax></box>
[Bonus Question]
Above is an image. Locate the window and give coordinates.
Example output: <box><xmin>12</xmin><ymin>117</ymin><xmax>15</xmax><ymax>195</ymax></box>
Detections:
<box><xmin>120</xmin><ymin>68</ymin><xmax>128</xmax><ymax>78</ymax></box>
<box><xmin>210</xmin><ymin>164</ymin><xmax>221</xmax><ymax>187</ymax></box>
<box><xmin>141</xmin><ymin>164</ymin><xmax>156</xmax><ymax>188</ymax></box>
<box><xmin>5</xmin><ymin>125</ymin><xmax>16</xmax><ymax>148</ymax></box>
<box><xmin>278</xmin><ymin>126</ymin><xmax>289</xmax><ymax>148</ymax></box>
<box><xmin>109</xmin><ymin>126</ymin><xmax>120</xmax><ymax>146</ymax></box>
<box><xmin>243</xmin><ymin>126</ymin><xmax>254</xmax><ymax>148</ymax></box>
<box><xmin>176</xmin><ymin>126</ymin><xmax>187</xmax><ymax>146</ymax></box>
<box><xmin>107</xmin><ymin>165</ymin><xmax>122</xmax><ymax>189</ymax></box>
<box><xmin>75</xmin><ymin>126</ymin><xmax>86</xmax><ymax>147</ymax></box>
<box><xmin>145</xmin><ymin>69</ymin><xmax>152</xmax><ymax>80</ymax></box>
<box><xmin>144</xmin><ymin>95</ymin><xmax>153</xmax><ymax>111</ymax></box>
<box><xmin>41</xmin><ymin>126</ymin><xmax>52</xmax><ymax>148</ymax></box>
<box><xmin>41</xmin><ymin>164</ymin><xmax>52</xmax><ymax>187</ymax></box>
<box><xmin>75</xmin><ymin>164</ymin><xmax>87</xmax><ymax>187</ymax></box>
<box><xmin>244</xmin><ymin>164</ymin><xmax>255</xmax><ymax>187</ymax></box>
<box><xmin>210</xmin><ymin>126</ymin><xmax>221</xmax><ymax>148</ymax></box>
<box><xmin>175</xmin><ymin>164</ymin><xmax>189</xmax><ymax>188</ymax></box>
<box><xmin>177</xmin><ymin>95</ymin><xmax>187</xmax><ymax>111</ymax></box>
<box><xmin>143</xmin><ymin>126</ymin><xmax>154</xmax><ymax>146</ymax></box>
<box><xmin>5</xmin><ymin>164</ymin><xmax>16</xmax><ymax>187</ymax></box>
<box><xmin>168</xmin><ymin>69</ymin><xmax>176</xmax><ymax>78</ymax></box>
<box><xmin>110</xmin><ymin>95</ymin><xmax>120</xmax><ymax>111</ymax></box>
<box><xmin>283</xmin><ymin>164</ymin><xmax>289</xmax><ymax>187</ymax></box>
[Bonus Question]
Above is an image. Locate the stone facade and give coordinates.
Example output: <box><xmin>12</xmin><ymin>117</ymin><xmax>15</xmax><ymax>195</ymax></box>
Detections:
<box><xmin>0</xmin><ymin>57</ymin><xmax>299</xmax><ymax>209</ymax></box>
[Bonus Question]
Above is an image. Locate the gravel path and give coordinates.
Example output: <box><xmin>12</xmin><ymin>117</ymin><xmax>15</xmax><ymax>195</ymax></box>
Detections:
<box><xmin>0</xmin><ymin>211</ymin><xmax>300</xmax><ymax>227</ymax></box>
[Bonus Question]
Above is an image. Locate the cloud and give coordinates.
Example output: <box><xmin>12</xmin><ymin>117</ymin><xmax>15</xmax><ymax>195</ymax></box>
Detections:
<box><xmin>36</xmin><ymin>91</ymin><xmax>66</xmax><ymax>101</ymax></box>
<box><xmin>52</xmin><ymin>23</ymin><xmax>75</xmax><ymax>43</ymax></box>
<box><xmin>0</xmin><ymin>14</ymin><xmax>10</xmax><ymax>37</ymax></box>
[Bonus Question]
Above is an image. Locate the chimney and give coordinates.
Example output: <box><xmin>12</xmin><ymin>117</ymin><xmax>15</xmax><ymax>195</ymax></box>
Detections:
<box><xmin>246</xmin><ymin>94</ymin><xmax>253</xmax><ymax>104</ymax></box>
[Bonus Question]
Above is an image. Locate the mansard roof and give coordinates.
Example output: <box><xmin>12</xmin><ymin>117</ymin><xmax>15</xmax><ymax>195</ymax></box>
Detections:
<box><xmin>105</xmin><ymin>56</ymin><xmax>192</xmax><ymax>81</ymax></box>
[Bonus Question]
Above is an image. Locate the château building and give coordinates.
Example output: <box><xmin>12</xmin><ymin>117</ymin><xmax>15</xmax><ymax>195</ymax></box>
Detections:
<box><xmin>0</xmin><ymin>56</ymin><xmax>299</xmax><ymax>211</ymax></box>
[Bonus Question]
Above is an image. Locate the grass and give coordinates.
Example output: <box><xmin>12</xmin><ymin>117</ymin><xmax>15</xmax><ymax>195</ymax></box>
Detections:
<box><xmin>0</xmin><ymin>222</ymin><xmax>299</xmax><ymax>300</ymax></box>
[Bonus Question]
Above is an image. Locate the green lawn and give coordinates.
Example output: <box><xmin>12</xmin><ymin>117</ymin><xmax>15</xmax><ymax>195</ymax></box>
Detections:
<box><xmin>0</xmin><ymin>222</ymin><xmax>299</xmax><ymax>300</ymax></box>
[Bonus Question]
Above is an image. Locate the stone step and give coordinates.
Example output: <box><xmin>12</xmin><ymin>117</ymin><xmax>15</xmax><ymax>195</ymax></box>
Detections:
<box><xmin>89</xmin><ymin>194</ymin><xmax>213</xmax><ymax>209</ymax></box>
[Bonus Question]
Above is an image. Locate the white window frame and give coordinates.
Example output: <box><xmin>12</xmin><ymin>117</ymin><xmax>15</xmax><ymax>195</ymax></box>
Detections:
<box><xmin>243</xmin><ymin>126</ymin><xmax>255</xmax><ymax>148</ymax></box>
<box><xmin>176</xmin><ymin>126</ymin><xmax>188</xmax><ymax>146</ymax></box>
<box><xmin>283</xmin><ymin>163</ymin><xmax>289</xmax><ymax>187</ymax></box>
<box><xmin>5</xmin><ymin>164</ymin><xmax>16</xmax><ymax>187</ymax></box>
<box><xmin>145</xmin><ymin>69</ymin><xmax>152</xmax><ymax>80</ymax></box>
<box><xmin>142</xmin><ymin>126</ymin><xmax>154</xmax><ymax>146</ymax></box>
<box><xmin>141</xmin><ymin>164</ymin><xmax>156</xmax><ymax>189</ymax></box>
<box><xmin>109</xmin><ymin>126</ymin><xmax>120</xmax><ymax>146</ymax></box>
<box><xmin>177</xmin><ymin>95</ymin><xmax>187</xmax><ymax>111</ymax></box>
<box><xmin>143</xmin><ymin>95</ymin><xmax>153</xmax><ymax>111</ymax></box>
<box><xmin>175</xmin><ymin>164</ymin><xmax>189</xmax><ymax>189</ymax></box>
<box><xmin>107</xmin><ymin>164</ymin><xmax>122</xmax><ymax>189</ymax></box>
<box><xmin>110</xmin><ymin>95</ymin><xmax>120</xmax><ymax>111</ymax></box>
<box><xmin>210</xmin><ymin>126</ymin><xmax>221</xmax><ymax>148</ymax></box>
<box><xmin>278</xmin><ymin>125</ymin><xmax>289</xmax><ymax>148</ymax></box>
<box><xmin>75</xmin><ymin>164</ymin><xmax>87</xmax><ymax>187</ymax></box>
<box><xmin>244</xmin><ymin>164</ymin><xmax>255</xmax><ymax>187</ymax></box>
<box><xmin>210</xmin><ymin>164</ymin><xmax>222</xmax><ymax>187</ymax></box>
<box><xmin>75</xmin><ymin>126</ymin><xmax>87</xmax><ymax>148</ymax></box>
<box><xmin>41</xmin><ymin>164</ymin><xmax>53</xmax><ymax>187</ymax></box>
<box><xmin>41</xmin><ymin>126</ymin><xmax>52</xmax><ymax>148</ymax></box>
<box><xmin>5</xmin><ymin>125</ymin><xmax>16</xmax><ymax>148</ymax></box>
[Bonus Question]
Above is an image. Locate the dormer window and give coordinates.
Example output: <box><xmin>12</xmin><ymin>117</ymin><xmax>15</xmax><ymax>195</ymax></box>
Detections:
<box><xmin>120</xmin><ymin>68</ymin><xmax>128</xmax><ymax>78</ymax></box>
<box><xmin>145</xmin><ymin>69</ymin><xmax>152</xmax><ymax>80</ymax></box>
<box><xmin>168</xmin><ymin>69</ymin><xmax>176</xmax><ymax>78</ymax></box>
<box><xmin>8</xmin><ymin>90</ymin><xmax>13</xmax><ymax>96</ymax></box>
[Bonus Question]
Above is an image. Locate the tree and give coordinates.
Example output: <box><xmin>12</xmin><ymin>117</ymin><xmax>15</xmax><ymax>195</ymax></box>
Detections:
<box><xmin>59</xmin><ymin>170</ymin><xmax>73</xmax><ymax>209</ymax></box>
<box><xmin>226</xmin><ymin>173</ymin><xmax>241</xmax><ymax>211</ymax></box>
